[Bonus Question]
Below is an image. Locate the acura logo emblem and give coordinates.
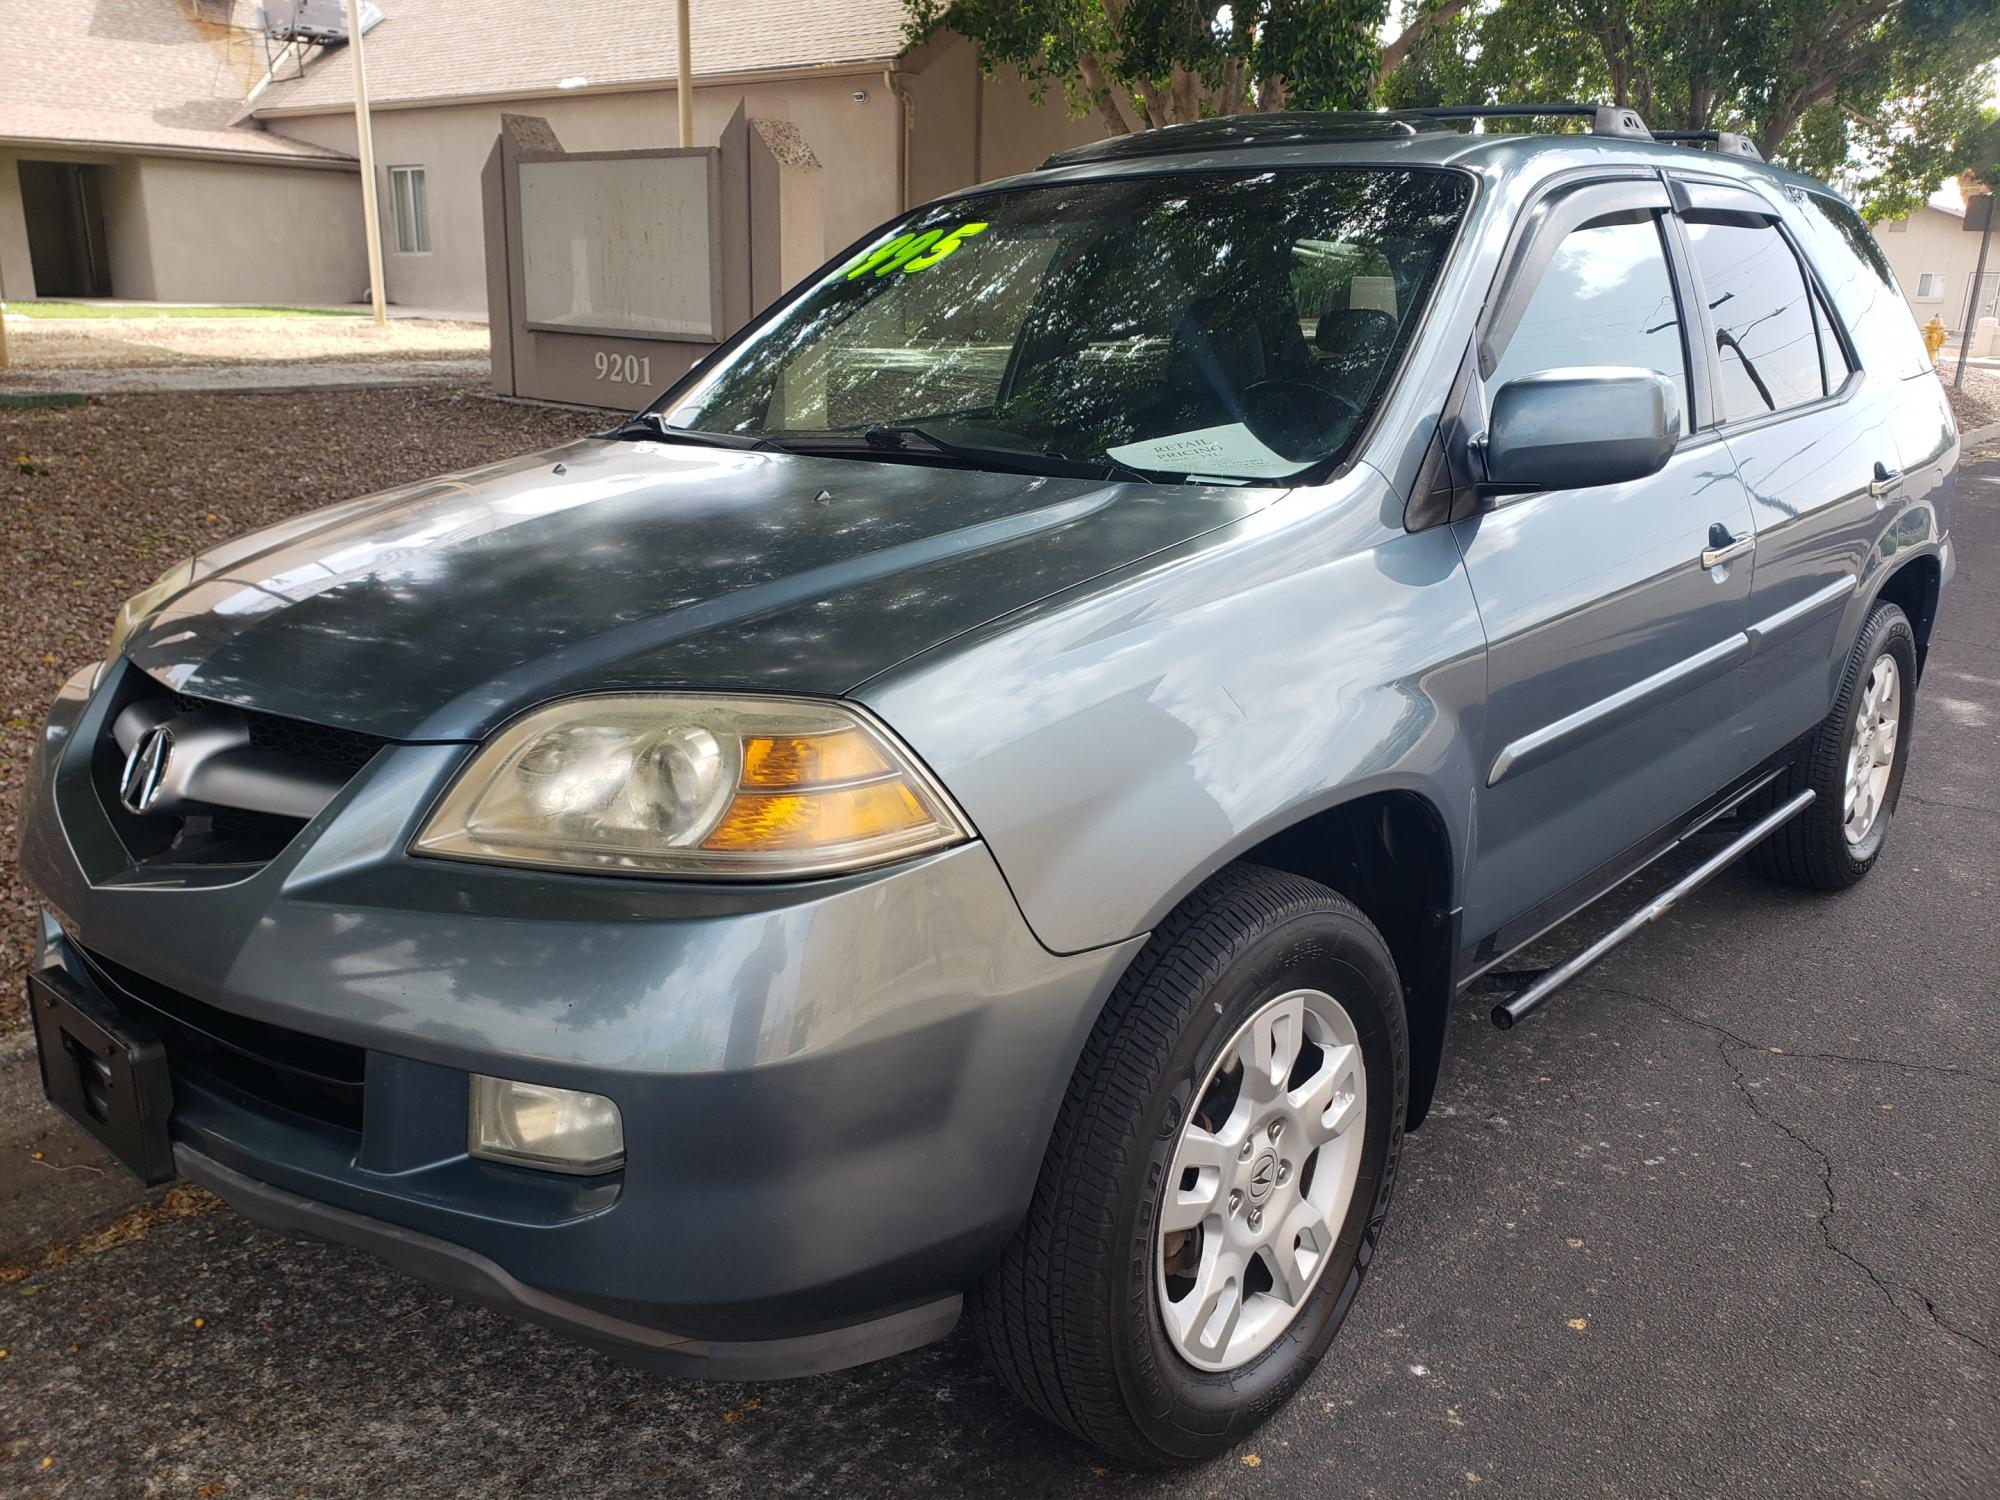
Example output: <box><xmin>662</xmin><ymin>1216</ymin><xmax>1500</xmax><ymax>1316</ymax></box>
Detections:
<box><xmin>119</xmin><ymin>725</ymin><xmax>173</xmax><ymax>814</ymax></box>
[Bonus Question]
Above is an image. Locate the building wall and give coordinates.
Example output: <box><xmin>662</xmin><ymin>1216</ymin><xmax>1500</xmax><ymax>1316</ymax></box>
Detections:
<box><xmin>1877</xmin><ymin>202</ymin><xmax>1995</xmax><ymax>335</ymax></box>
<box><xmin>268</xmin><ymin>51</ymin><xmax>1105</xmax><ymax>316</ymax></box>
<box><xmin>125</xmin><ymin>156</ymin><xmax>365</xmax><ymax>304</ymax></box>
<box><xmin>1</xmin><ymin>146</ymin><xmax>361</xmax><ymax>304</ymax></box>
<box><xmin>0</xmin><ymin>150</ymin><xmax>32</xmax><ymax>298</ymax></box>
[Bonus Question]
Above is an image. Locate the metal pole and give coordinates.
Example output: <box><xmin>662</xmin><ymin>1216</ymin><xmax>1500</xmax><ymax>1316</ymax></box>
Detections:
<box><xmin>346</xmin><ymin>0</ymin><xmax>388</xmax><ymax>326</ymax></box>
<box><xmin>1954</xmin><ymin>192</ymin><xmax>1994</xmax><ymax>391</ymax></box>
<box><xmin>676</xmin><ymin>0</ymin><xmax>694</xmax><ymax>147</ymax></box>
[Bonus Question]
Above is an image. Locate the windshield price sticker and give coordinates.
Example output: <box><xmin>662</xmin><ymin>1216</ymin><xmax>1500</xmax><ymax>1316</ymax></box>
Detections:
<box><xmin>844</xmin><ymin>222</ymin><xmax>989</xmax><ymax>279</ymax></box>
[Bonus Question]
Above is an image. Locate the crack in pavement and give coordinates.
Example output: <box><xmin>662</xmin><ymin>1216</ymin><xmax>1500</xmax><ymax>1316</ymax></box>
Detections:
<box><xmin>1575</xmin><ymin>980</ymin><xmax>2000</xmax><ymax>1368</ymax></box>
<box><xmin>1573</xmin><ymin>981</ymin><xmax>2000</xmax><ymax>1087</ymax></box>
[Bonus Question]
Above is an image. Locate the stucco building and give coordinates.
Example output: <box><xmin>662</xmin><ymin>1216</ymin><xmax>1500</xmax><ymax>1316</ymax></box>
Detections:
<box><xmin>0</xmin><ymin>0</ymin><xmax>366</xmax><ymax>304</ymax></box>
<box><xmin>1877</xmin><ymin>190</ymin><xmax>1997</xmax><ymax>339</ymax></box>
<box><xmin>2</xmin><ymin>0</ymin><xmax>1106</xmax><ymax>314</ymax></box>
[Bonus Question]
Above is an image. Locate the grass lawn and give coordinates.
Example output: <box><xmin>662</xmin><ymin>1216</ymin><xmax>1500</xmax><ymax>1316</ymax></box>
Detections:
<box><xmin>6</xmin><ymin>300</ymin><xmax>367</xmax><ymax>319</ymax></box>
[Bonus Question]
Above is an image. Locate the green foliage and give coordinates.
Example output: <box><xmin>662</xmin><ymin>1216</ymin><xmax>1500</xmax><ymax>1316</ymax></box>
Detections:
<box><xmin>1387</xmin><ymin>0</ymin><xmax>2000</xmax><ymax>217</ymax></box>
<box><xmin>906</xmin><ymin>0</ymin><xmax>2000</xmax><ymax>217</ymax></box>
<box><xmin>903</xmin><ymin>0</ymin><xmax>1389</xmax><ymax>129</ymax></box>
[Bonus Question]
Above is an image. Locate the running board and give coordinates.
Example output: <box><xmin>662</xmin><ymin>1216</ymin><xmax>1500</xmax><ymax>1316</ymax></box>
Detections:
<box><xmin>1490</xmin><ymin>788</ymin><xmax>1815</xmax><ymax>1030</ymax></box>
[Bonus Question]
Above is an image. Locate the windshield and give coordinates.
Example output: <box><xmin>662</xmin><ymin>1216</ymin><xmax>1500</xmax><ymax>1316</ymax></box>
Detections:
<box><xmin>658</xmin><ymin>167</ymin><xmax>1471</xmax><ymax>483</ymax></box>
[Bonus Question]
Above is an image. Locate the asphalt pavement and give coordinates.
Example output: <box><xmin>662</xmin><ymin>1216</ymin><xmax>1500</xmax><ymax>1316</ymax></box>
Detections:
<box><xmin>1</xmin><ymin>452</ymin><xmax>1995</xmax><ymax>1499</ymax></box>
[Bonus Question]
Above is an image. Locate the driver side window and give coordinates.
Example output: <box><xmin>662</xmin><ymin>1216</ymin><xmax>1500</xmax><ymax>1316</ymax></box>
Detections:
<box><xmin>1491</xmin><ymin>215</ymin><xmax>1690</xmax><ymax>432</ymax></box>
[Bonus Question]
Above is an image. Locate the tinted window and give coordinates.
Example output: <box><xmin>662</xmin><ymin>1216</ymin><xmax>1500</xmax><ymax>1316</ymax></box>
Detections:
<box><xmin>1788</xmin><ymin>189</ymin><xmax>1932</xmax><ymax>381</ymax></box>
<box><xmin>1491</xmin><ymin>215</ymin><xmax>1689</xmax><ymax>428</ymax></box>
<box><xmin>1686</xmin><ymin>220</ymin><xmax>1825</xmax><ymax>419</ymax></box>
<box><xmin>667</xmin><ymin>169</ymin><xmax>1472</xmax><ymax>482</ymax></box>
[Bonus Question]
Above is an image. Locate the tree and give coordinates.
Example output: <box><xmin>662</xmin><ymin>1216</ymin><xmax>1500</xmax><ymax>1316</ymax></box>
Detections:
<box><xmin>1386</xmin><ymin>0</ymin><xmax>2000</xmax><ymax>218</ymax></box>
<box><xmin>902</xmin><ymin>0</ymin><xmax>1474</xmax><ymax>131</ymax></box>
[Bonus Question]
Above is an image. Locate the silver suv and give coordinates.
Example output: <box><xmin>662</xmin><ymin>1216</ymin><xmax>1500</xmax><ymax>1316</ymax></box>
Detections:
<box><xmin>23</xmin><ymin>106</ymin><xmax>1956</xmax><ymax>1464</ymax></box>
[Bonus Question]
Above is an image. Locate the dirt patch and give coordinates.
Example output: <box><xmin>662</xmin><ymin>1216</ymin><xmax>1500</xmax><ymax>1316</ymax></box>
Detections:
<box><xmin>0</xmin><ymin>388</ymin><xmax>605</xmax><ymax>1043</ymax></box>
<box><xmin>1</xmin><ymin>314</ymin><xmax>488</xmax><ymax>373</ymax></box>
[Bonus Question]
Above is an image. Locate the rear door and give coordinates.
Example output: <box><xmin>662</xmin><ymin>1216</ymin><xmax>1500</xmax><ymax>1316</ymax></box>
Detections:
<box><xmin>1672</xmin><ymin>178</ymin><xmax>1909</xmax><ymax>758</ymax></box>
<box><xmin>1453</xmin><ymin>175</ymin><xmax>1761</xmax><ymax>953</ymax></box>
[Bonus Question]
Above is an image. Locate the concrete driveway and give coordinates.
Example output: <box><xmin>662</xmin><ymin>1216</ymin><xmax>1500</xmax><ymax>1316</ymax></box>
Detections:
<box><xmin>1</xmin><ymin>455</ymin><xmax>1995</xmax><ymax>1499</ymax></box>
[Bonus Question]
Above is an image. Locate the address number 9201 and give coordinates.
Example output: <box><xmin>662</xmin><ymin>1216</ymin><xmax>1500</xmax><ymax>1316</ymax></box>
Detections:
<box><xmin>595</xmin><ymin>351</ymin><xmax>653</xmax><ymax>384</ymax></box>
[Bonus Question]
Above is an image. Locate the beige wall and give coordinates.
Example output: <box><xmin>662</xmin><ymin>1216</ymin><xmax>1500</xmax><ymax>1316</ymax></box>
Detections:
<box><xmin>268</xmin><ymin>50</ymin><xmax>1106</xmax><ymax>316</ymax></box>
<box><xmin>0</xmin><ymin>149</ymin><xmax>35</xmax><ymax>299</ymax></box>
<box><xmin>1878</xmin><ymin>202</ymin><xmax>1995</xmax><ymax>334</ymax></box>
<box><xmin>123</xmin><ymin>156</ymin><xmax>365</xmax><ymax>304</ymax></box>
<box><xmin>0</xmin><ymin>146</ymin><xmax>362</xmax><ymax>304</ymax></box>
<box><xmin>277</xmin><ymin>74</ymin><xmax>907</xmax><ymax>314</ymax></box>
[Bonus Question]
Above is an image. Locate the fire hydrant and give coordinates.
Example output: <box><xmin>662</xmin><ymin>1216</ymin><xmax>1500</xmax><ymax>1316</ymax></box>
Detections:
<box><xmin>1922</xmin><ymin>313</ymin><xmax>1948</xmax><ymax>362</ymax></box>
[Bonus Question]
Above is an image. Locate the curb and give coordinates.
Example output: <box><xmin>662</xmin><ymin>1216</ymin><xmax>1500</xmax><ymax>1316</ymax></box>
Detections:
<box><xmin>1962</xmin><ymin>418</ymin><xmax>2000</xmax><ymax>450</ymax></box>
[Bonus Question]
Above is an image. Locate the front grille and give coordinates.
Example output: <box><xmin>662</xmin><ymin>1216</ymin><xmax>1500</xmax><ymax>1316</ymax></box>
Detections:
<box><xmin>172</xmin><ymin>693</ymin><xmax>386</xmax><ymax>772</ymax></box>
<box><xmin>96</xmin><ymin>671</ymin><xmax>389</xmax><ymax>868</ymax></box>
<box><xmin>76</xmin><ymin>945</ymin><xmax>365</xmax><ymax>1132</ymax></box>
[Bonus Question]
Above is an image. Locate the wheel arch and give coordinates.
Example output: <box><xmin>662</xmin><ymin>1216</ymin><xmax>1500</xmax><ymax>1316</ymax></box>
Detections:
<box><xmin>1230</xmin><ymin>788</ymin><xmax>1461</xmax><ymax>1131</ymax></box>
<box><xmin>1869</xmin><ymin>550</ymin><xmax>1943</xmax><ymax>681</ymax></box>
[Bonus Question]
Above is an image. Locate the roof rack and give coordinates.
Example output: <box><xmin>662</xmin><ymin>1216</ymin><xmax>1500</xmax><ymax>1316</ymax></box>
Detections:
<box><xmin>1651</xmin><ymin>129</ymin><xmax>1764</xmax><ymax>161</ymax></box>
<box><xmin>1039</xmin><ymin>102</ymin><xmax>1777</xmax><ymax>172</ymax></box>
<box><xmin>1042</xmin><ymin>112</ymin><xmax>1419</xmax><ymax>170</ymax></box>
<box><xmin>1399</xmin><ymin>103</ymin><xmax>1652</xmax><ymax>141</ymax></box>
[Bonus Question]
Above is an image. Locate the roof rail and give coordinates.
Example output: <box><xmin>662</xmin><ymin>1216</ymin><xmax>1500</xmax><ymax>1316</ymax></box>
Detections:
<box><xmin>1401</xmin><ymin>103</ymin><xmax>1653</xmax><ymax>141</ymax></box>
<box><xmin>1652</xmin><ymin>129</ymin><xmax>1764</xmax><ymax>162</ymax></box>
<box><xmin>1041</xmin><ymin>112</ymin><xmax>1420</xmax><ymax>170</ymax></box>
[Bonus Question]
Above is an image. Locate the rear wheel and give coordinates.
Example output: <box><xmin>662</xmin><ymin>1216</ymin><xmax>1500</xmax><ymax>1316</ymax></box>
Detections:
<box><xmin>1753</xmin><ymin>601</ymin><xmax>1917</xmax><ymax>890</ymax></box>
<box><xmin>971</xmin><ymin>864</ymin><xmax>1408</xmax><ymax>1465</ymax></box>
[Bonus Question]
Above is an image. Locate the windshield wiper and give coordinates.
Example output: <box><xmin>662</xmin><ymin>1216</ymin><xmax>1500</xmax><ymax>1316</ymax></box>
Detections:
<box><xmin>793</xmin><ymin>424</ymin><xmax>1160</xmax><ymax>483</ymax></box>
<box><xmin>601</xmin><ymin>413</ymin><xmax>787</xmax><ymax>451</ymax></box>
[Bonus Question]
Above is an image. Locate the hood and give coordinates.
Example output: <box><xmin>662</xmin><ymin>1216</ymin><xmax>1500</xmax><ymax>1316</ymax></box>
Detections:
<box><xmin>124</xmin><ymin>438</ymin><xmax>1272</xmax><ymax>741</ymax></box>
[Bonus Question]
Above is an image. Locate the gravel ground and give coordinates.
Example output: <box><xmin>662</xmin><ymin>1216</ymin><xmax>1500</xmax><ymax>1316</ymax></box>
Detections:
<box><xmin>0</xmin><ymin>316</ymin><xmax>489</xmax><ymax>373</ymax></box>
<box><xmin>1941</xmin><ymin>361</ymin><xmax>2000</xmax><ymax>431</ymax></box>
<box><xmin>0</xmin><ymin>388</ymin><xmax>605</xmax><ymax>1044</ymax></box>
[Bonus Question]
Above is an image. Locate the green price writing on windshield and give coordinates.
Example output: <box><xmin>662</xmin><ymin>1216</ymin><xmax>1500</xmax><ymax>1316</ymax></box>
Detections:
<box><xmin>844</xmin><ymin>221</ymin><xmax>989</xmax><ymax>279</ymax></box>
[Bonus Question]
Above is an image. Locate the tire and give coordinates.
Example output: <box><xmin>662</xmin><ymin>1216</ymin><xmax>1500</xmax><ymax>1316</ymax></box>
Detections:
<box><xmin>1752</xmin><ymin>600</ymin><xmax>1918</xmax><ymax>890</ymax></box>
<box><xmin>971</xmin><ymin>864</ymin><xmax>1409</xmax><ymax>1465</ymax></box>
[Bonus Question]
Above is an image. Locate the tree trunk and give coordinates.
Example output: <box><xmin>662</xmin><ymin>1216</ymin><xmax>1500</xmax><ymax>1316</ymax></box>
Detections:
<box><xmin>1376</xmin><ymin>0</ymin><xmax>1474</xmax><ymax>83</ymax></box>
<box><xmin>1077</xmin><ymin>51</ymin><xmax>1133</xmax><ymax>135</ymax></box>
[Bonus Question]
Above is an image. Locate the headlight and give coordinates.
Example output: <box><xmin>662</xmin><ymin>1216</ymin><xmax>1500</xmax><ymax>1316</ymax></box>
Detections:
<box><xmin>96</xmin><ymin>557</ymin><xmax>197</xmax><ymax>687</ymax></box>
<box><xmin>412</xmin><ymin>694</ymin><xmax>969</xmax><ymax>878</ymax></box>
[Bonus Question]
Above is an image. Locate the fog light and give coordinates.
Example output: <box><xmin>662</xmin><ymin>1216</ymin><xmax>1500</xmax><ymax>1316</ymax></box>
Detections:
<box><xmin>468</xmin><ymin>1075</ymin><xmax>624</xmax><ymax>1175</ymax></box>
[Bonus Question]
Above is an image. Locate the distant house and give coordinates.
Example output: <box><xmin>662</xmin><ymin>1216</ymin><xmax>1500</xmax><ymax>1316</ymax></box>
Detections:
<box><xmin>1876</xmin><ymin>190</ymin><xmax>1997</xmax><ymax>338</ymax></box>
<box><xmin>0</xmin><ymin>0</ymin><xmax>366</xmax><ymax>303</ymax></box>
<box><xmin>2</xmin><ymin>0</ymin><xmax>1107</xmax><ymax>316</ymax></box>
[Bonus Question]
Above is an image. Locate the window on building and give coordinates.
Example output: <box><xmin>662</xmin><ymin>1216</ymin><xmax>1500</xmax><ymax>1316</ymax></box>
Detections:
<box><xmin>390</xmin><ymin>166</ymin><xmax>430</xmax><ymax>254</ymax></box>
<box><xmin>1685</xmin><ymin>219</ymin><xmax>1825</xmax><ymax>420</ymax></box>
<box><xmin>1915</xmin><ymin>272</ymin><xmax>1944</xmax><ymax>300</ymax></box>
<box><xmin>1490</xmin><ymin>213</ymin><xmax>1691</xmax><ymax>429</ymax></box>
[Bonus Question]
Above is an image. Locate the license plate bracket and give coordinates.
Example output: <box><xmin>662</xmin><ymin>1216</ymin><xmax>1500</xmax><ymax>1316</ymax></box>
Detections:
<box><xmin>28</xmin><ymin>966</ymin><xmax>177</xmax><ymax>1185</ymax></box>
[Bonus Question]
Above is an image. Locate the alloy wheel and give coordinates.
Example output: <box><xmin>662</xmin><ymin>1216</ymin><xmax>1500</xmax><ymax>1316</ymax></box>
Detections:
<box><xmin>1843</xmin><ymin>653</ymin><xmax>1901</xmax><ymax>845</ymax></box>
<box><xmin>1156</xmin><ymin>988</ymin><xmax>1367</xmax><ymax>1371</ymax></box>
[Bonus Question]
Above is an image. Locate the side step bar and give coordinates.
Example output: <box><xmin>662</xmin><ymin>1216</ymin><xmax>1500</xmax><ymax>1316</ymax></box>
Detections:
<box><xmin>1490</xmin><ymin>788</ymin><xmax>1815</xmax><ymax>1030</ymax></box>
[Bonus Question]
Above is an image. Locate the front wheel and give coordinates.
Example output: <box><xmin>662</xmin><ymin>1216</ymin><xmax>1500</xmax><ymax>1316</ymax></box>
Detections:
<box><xmin>971</xmin><ymin>865</ymin><xmax>1408</xmax><ymax>1465</ymax></box>
<box><xmin>1753</xmin><ymin>600</ymin><xmax>1918</xmax><ymax>890</ymax></box>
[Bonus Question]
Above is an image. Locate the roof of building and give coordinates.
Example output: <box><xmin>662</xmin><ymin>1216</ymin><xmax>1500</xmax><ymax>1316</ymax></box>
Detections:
<box><xmin>0</xmin><ymin>0</ymin><xmax>351</xmax><ymax>163</ymax></box>
<box><xmin>251</xmin><ymin>0</ymin><xmax>913</xmax><ymax>115</ymax></box>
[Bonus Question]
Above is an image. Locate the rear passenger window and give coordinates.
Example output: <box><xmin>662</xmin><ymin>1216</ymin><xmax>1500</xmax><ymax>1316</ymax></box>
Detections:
<box><xmin>1491</xmin><ymin>215</ymin><xmax>1689</xmax><ymax>429</ymax></box>
<box><xmin>1684</xmin><ymin>220</ymin><xmax>1825</xmax><ymax>419</ymax></box>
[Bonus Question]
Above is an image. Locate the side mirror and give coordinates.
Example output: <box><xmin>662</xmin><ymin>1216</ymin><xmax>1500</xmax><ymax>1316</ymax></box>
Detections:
<box><xmin>1482</xmin><ymin>367</ymin><xmax>1680</xmax><ymax>492</ymax></box>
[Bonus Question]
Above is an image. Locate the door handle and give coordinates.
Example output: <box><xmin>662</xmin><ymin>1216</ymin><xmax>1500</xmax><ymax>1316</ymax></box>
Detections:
<box><xmin>1868</xmin><ymin>461</ymin><xmax>1902</xmax><ymax>499</ymax></box>
<box><xmin>1701</xmin><ymin>522</ymin><xmax>1755</xmax><ymax>570</ymax></box>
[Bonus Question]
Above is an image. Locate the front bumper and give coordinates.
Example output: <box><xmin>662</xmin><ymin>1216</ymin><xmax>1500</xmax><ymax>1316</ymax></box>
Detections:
<box><xmin>22</xmin><ymin>664</ymin><xmax>1141</xmax><ymax>1373</ymax></box>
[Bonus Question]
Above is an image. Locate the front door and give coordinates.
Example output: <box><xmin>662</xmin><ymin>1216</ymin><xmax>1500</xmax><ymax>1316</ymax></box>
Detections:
<box><xmin>1454</xmin><ymin>178</ymin><xmax>1760</xmax><ymax>954</ymax></box>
